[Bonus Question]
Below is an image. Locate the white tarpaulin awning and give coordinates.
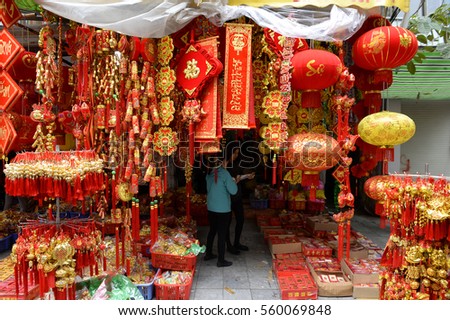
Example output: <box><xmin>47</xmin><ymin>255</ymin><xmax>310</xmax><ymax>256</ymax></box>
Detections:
<box><xmin>33</xmin><ymin>0</ymin><xmax>383</xmax><ymax>41</ymax></box>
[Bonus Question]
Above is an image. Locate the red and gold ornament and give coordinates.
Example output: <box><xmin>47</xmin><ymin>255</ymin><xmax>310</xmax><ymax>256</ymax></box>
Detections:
<box><xmin>352</xmin><ymin>26</ymin><xmax>418</xmax><ymax>84</ymax></box>
<box><xmin>291</xmin><ymin>49</ymin><xmax>343</xmax><ymax>109</ymax></box>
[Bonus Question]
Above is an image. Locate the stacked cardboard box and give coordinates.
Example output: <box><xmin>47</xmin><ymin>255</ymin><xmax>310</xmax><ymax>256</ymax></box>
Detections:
<box><xmin>341</xmin><ymin>258</ymin><xmax>382</xmax><ymax>299</ymax></box>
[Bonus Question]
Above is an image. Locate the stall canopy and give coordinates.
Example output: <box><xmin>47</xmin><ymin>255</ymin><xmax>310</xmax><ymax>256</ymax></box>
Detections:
<box><xmin>34</xmin><ymin>0</ymin><xmax>410</xmax><ymax>41</ymax></box>
<box><xmin>228</xmin><ymin>0</ymin><xmax>410</xmax><ymax>11</ymax></box>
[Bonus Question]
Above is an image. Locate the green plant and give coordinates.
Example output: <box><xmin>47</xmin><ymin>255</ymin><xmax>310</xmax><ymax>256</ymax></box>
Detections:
<box><xmin>406</xmin><ymin>3</ymin><xmax>450</xmax><ymax>73</ymax></box>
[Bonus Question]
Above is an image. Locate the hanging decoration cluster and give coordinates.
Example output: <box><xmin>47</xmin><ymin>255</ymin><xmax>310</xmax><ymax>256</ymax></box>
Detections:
<box><xmin>363</xmin><ymin>175</ymin><xmax>450</xmax><ymax>300</ymax></box>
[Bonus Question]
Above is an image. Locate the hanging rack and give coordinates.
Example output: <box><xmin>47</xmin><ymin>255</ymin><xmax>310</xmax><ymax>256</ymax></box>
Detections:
<box><xmin>389</xmin><ymin>162</ymin><xmax>450</xmax><ymax>181</ymax></box>
<box><xmin>388</xmin><ymin>173</ymin><xmax>450</xmax><ymax>182</ymax></box>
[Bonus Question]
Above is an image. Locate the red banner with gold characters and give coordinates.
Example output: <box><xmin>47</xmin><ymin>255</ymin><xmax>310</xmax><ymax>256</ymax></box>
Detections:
<box><xmin>222</xmin><ymin>23</ymin><xmax>252</xmax><ymax>129</ymax></box>
<box><xmin>0</xmin><ymin>28</ymin><xmax>24</xmax><ymax>70</ymax></box>
<box><xmin>0</xmin><ymin>70</ymin><xmax>23</xmax><ymax>112</ymax></box>
<box><xmin>0</xmin><ymin>0</ymin><xmax>22</xmax><ymax>28</ymax></box>
<box><xmin>0</xmin><ymin>112</ymin><xmax>17</xmax><ymax>155</ymax></box>
<box><xmin>195</xmin><ymin>37</ymin><xmax>219</xmax><ymax>141</ymax></box>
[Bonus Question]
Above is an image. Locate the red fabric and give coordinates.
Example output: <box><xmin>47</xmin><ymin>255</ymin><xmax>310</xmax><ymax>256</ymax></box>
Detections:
<box><xmin>352</xmin><ymin>26</ymin><xmax>418</xmax><ymax>81</ymax></box>
<box><xmin>222</xmin><ymin>24</ymin><xmax>253</xmax><ymax>129</ymax></box>
<box><xmin>173</xmin><ymin>39</ymin><xmax>223</xmax><ymax>99</ymax></box>
<box><xmin>291</xmin><ymin>49</ymin><xmax>342</xmax><ymax>92</ymax></box>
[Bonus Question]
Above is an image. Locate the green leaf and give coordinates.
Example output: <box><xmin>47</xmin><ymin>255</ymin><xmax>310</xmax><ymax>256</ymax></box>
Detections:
<box><xmin>424</xmin><ymin>46</ymin><xmax>436</xmax><ymax>52</ymax></box>
<box><xmin>406</xmin><ymin>61</ymin><xmax>416</xmax><ymax>75</ymax></box>
<box><xmin>413</xmin><ymin>55</ymin><xmax>423</xmax><ymax>63</ymax></box>
<box><xmin>427</xmin><ymin>34</ymin><xmax>436</xmax><ymax>41</ymax></box>
<box><xmin>416</xmin><ymin>34</ymin><xmax>428</xmax><ymax>44</ymax></box>
<box><xmin>416</xmin><ymin>52</ymin><xmax>427</xmax><ymax>60</ymax></box>
<box><xmin>417</xmin><ymin>18</ymin><xmax>433</xmax><ymax>34</ymax></box>
<box><xmin>430</xmin><ymin>21</ymin><xmax>443</xmax><ymax>31</ymax></box>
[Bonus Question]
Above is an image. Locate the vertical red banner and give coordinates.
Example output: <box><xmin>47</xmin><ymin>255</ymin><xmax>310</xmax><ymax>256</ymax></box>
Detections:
<box><xmin>222</xmin><ymin>23</ymin><xmax>252</xmax><ymax>129</ymax></box>
<box><xmin>195</xmin><ymin>37</ymin><xmax>219</xmax><ymax>141</ymax></box>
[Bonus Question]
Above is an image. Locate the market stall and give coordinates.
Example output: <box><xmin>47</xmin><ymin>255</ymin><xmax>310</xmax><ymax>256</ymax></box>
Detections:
<box><xmin>0</xmin><ymin>0</ymin><xmax>448</xmax><ymax>300</ymax></box>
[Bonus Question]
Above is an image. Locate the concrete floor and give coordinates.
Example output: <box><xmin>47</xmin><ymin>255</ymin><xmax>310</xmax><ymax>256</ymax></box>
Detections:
<box><xmin>189</xmin><ymin>209</ymin><xmax>389</xmax><ymax>300</ymax></box>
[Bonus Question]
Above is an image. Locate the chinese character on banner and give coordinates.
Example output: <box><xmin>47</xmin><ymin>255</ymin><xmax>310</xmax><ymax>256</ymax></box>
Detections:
<box><xmin>0</xmin><ymin>0</ymin><xmax>22</xmax><ymax>29</ymax></box>
<box><xmin>0</xmin><ymin>111</ymin><xmax>18</xmax><ymax>156</ymax></box>
<box><xmin>0</xmin><ymin>28</ymin><xmax>25</xmax><ymax>70</ymax></box>
<box><xmin>0</xmin><ymin>71</ymin><xmax>23</xmax><ymax>112</ymax></box>
<box><xmin>222</xmin><ymin>23</ymin><xmax>253</xmax><ymax>129</ymax></box>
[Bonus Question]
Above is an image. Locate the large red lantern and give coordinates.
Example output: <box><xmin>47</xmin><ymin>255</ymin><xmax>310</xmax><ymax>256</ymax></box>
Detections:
<box><xmin>352</xmin><ymin>26</ymin><xmax>418</xmax><ymax>84</ymax></box>
<box><xmin>291</xmin><ymin>49</ymin><xmax>342</xmax><ymax>108</ymax></box>
<box><xmin>286</xmin><ymin>133</ymin><xmax>339</xmax><ymax>191</ymax></box>
<box><xmin>350</xmin><ymin>65</ymin><xmax>392</xmax><ymax>113</ymax></box>
<box><xmin>347</xmin><ymin>14</ymin><xmax>391</xmax><ymax>44</ymax></box>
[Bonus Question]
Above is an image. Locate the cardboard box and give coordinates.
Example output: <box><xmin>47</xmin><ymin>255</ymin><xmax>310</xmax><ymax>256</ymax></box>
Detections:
<box><xmin>268</xmin><ymin>235</ymin><xmax>302</xmax><ymax>255</ymax></box>
<box><xmin>307</xmin><ymin>262</ymin><xmax>353</xmax><ymax>297</ymax></box>
<box><xmin>298</xmin><ymin>237</ymin><xmax>333</xmax><ymax>257</ymax></box>
<box><xmin>263</xmin><ymin>228</ymin><xmax>293</xmax><ymax>241</ymax></box>
<box><xmin>352</xmin><ymin>284</ymin><xmax>380</xmax><ymax>299</ymax></box>
<box><xmin>277</xmin><ymin>271</ymin><xmax>318</xmax><ymax>300</ymax></box>
<box><xmin>328</xmin><ymin>240</ymin><xmax>369</xmax><ymax>259</ymax></box>
<box><xmin>306</xmin><ymin>215</ymin><xmax>338</xmax><ymax>233</ymax></box>
<box><xmin>260</xmin><ymin>225</ymin><xmax>283</xmax><ymax>233</ymax></box>
<box><xmin>340</xmin><ymin>259</ymin><xmax>380</xmax><ymax>284</ymax></box>
<box><xmin>273</xmin><ymin>255</ymin><xmax>308</xmax><ymax>276</ymax></box>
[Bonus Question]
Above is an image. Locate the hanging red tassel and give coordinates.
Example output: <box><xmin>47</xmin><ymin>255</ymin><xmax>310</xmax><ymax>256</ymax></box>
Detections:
<box><xmin>111</xmin><ymin>171</ymin><xmax>116</xmax><ymax>214</ymax></box>
<box><xmin>47</xmin><ymin>203</ymin><xmax>53</xmax><ymax>221</ymax></box>
<box><xmin>379</xmin><ymin>214</ymin><xmax>387</xmax><ymax>229</ymax></box>
<box><xmin>309</xmin><ymin>186</ymin><xmax>316</xmax><ymax>201</ymax></box>
<box><xmin>272</xmin><ymin>155</ymin><xmax>277</xmax><ymax>185</ymax></box>
<box><xmin>374</xmin><ymin>69</ymin><xmax>393</xmax><ymax>85</ymax></box>
<box><xmin>115</xmin><ymin>226</ymin><xmax>120</xmax><ymax>269</ymax></box>
<box><xmin>381</xmin><ymin>147</ymin><xmax>394</xmax><ymax>175</ymax></box>
<box><xmin>121</xmin><ymin>224</ymin><xmax>125</xmax><ymax>267</ymax></box>
<box><xmin>14</xmin><ymin>264</ymin><xmax>19</xmax><ymax>299</ymax></box>
<box><xmin>337</xmin><ymin>223</ymin><xmax>344</xmax><ymax>261</ymax></box>
<box><xmin>363</xmin><ymin>91</ymin><xmax>382</xmax><ymax>113</ymax></box>
<box><xmin>301</xmin><ymin>90</ymin><xmax>321</xmax><ymax>108</ymax></box>
<box><xmin>346</xmin><ymin>220</ymin><xmax>351</xmax><ymax>260</ymax></box>
<box><xmin>163</xmin><ymin>166</ymin><xmax>168</xmax><ymax>192</ymax></box>
<box><xmin>150</xmin><ymin>201</ymin><xmax>158</xmax><ymax>247</ymax></box>
<box><xmin>131</xmin><ymin>200</ymin><xmax>137</xmax><ymax>241</ymax></box>
<box><xmin>301</xmin><ymin>171</ymin><xmax>320</xmax><ymax>187</ymax></box>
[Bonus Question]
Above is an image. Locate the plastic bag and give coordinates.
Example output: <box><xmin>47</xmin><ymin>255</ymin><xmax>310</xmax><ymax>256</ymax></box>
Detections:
<box><xmin>185</xmin><ymin>242</ymin><xmax>206</xmax><ymax>256</ymax></box>
<box><xmin>36</xmin><ymin>1</ymin><xmax>367</xmax><ymax>41</ymax></box>
<box><xmin>109</xmin><ymin>274</ymin><xmax>144</xmax><ymax>300</ymax></box>
<box><xmin>91</xmin><ymin>274</ymin><xmax>144</xmax><ymax>300</ymax></box>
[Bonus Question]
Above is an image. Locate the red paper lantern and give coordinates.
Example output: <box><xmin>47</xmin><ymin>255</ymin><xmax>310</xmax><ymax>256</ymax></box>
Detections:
<box><xmin>350</xmin><ymin>65</ymin><xmax>392</xmax><ymax>113</ymax></box>
<box><xmin>364</xmin><ymin>175</ymin><xmax>391</xmax><ymax>217</ymax></box>
<box><xmin>364</xmin><ymin>175</ymin><xmax>390</xmax><ymax>201</ymax></box>
<box><xmin>352</xmin><ymin>26</ymin><xmax>418</xmax><ymax>84</ymax></box>
<box><xmin>347</xmin><ymin>14</ymin><xmax>391</xmax><ymax>44</ymax></box>
<box><xmin>291</xmin><ymin>49</ymin><xmax>342</xmax><ymax>108</ymax></box>
<box><xmin>285</xmin><ymin>132</ymin><xmax>339</xmax><ymax>187</ymax></box>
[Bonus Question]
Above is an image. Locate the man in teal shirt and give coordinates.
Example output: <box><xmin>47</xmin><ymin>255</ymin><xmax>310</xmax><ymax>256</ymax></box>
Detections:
<box><xmin>204</xmin><ymin>161</ymin><xmax>238</xmax><ymax>267</ymax></box>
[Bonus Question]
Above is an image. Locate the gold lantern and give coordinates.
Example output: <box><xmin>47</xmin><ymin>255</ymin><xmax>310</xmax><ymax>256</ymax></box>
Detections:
<box><xmin>358</xmin><ymin>111</ymin><xmax>415</xmax><ymax>173</ymax></box>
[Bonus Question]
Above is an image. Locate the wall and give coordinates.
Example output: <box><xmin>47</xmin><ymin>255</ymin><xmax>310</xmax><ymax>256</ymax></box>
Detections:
<box><xmin>400</xmin><ymin>100</ymin><xmax>450</xmax><ymax>176</ymax></box>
